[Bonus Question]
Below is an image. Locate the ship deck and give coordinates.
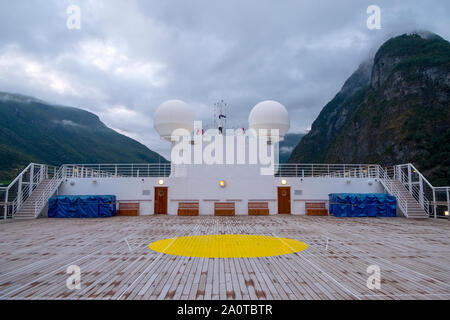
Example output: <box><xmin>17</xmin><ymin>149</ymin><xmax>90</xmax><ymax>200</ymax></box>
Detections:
<box><xmin>0</xmin><ymin>216</ymin><xmax>449</xmax><ymax>300</ymax></box>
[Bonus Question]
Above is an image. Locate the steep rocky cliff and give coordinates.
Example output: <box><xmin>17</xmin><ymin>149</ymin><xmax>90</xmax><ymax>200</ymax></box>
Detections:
<box><xmin>288</xmin><ymin>33</ymin><xmax>450</xmax><ymax>186</ymax></box>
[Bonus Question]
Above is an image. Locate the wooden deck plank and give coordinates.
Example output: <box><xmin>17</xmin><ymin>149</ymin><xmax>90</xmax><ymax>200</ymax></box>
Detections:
<box><xmin>0</xmin><ymin>216</ymin><xmax>449</xmax><ymax>300</ymax></box>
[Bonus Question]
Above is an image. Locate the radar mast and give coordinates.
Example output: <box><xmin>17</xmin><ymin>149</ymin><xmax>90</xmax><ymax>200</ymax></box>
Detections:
<box><xmin>213</xmin><ymin>100</ymin><xmax>228</xmax><ymax>134</ymax></box>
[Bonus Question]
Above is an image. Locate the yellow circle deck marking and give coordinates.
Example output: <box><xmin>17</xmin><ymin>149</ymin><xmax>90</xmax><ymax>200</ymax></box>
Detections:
<box><xmin>149</xmin><ymin>234</ymin><xmax>307</xmax><ymax>258</ymax></box>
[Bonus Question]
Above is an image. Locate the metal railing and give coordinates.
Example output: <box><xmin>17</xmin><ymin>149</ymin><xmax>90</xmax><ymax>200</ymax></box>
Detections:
<box><xmin>434</xmin><ymin>186</ymin><xmax>450</xmax><ymax>218</ymax></box>
<box><xmin>63</xmin><ymin>163</ymin><xmax>171</xmax><ymax>178</ymax></box>
<box><xmin>274</xmin><ymin>164</ymin><xmax>380</xmax><ymax>178</ymax></box>
<box><xmin>378</xmin><ymin>164</ymin><xmax>450</xmax><ymax>218</ymax></box>
<box><xmin>63</xmin><ymin>163</ymin><xmax>377</xmax><ymax>179</ymax></box>
<box><xmin>0</xmin><ymin>163</ymin><xmax>48</xmax><ymax>220</ymax></box>
<box><xmin>378</xmin><ymin>166</ymin><xmax>410</xmax><ymax>217</ymax></box>
<box><xmin>33</xmin><ymin>166</ymin><xmax>65</xmax><ymax>218</ymax></box>
<box><xmin>395</xmin><ymin>164</ymin><xmax>446</xmax><ymax>218</ymax></box>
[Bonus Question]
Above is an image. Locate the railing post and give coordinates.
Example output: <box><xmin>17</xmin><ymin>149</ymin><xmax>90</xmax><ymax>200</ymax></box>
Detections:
<box><xmin>419</xmin><ymin>175</ymin><xmax>424</xmax><ymax>210</ymax></box>
<box><xmin>433</xmin><ymin>188</ymin><xmax>436</xmax><ymax>219</ymax></box>
<box><xmin>447</xmin><ymin>188</ymin><xmax>450</xmax><ymax>220</ymax></box>
<box><xmin>4</xmin><ymin>188</ymin><xmax>8</xmax><ymax>219</ymax></box>
<box><xmin>405</xmin><ymin>200</ymin><xmax>408</xmax><ymax>217</ymax></box>
<box><xmin>17</xmin><ymin>173</ymin><xmax>23</xmax><ymax>211</ymax></box>
<box><xmin>29</xmin><ymin>164</ymin><xmax>34</xmax><ymax>197</ymax></box>
<box><xmin>407</xmin><ymin>165</ymin><xmax>412</xmax><ymax>191</ymax></box>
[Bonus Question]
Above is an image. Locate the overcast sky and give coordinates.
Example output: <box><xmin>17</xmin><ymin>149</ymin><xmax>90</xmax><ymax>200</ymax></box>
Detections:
<box><xmin>0</xmin><ymin>0</ymin><xmax>449</xmax><ymax>158</ymax></box>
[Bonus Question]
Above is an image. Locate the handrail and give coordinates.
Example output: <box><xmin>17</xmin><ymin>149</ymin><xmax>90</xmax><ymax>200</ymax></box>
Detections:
<box><xmin>395</xmin><ymin>164</ymin><xmax>433</xmax><ymax>217</ymax></box>
<box><xmin>408</xmin><ymin>163</ymin><xmax>436</xmax><ymax>191</ymax></box>
<box><xmin>1</xmin><ymin>163</ymin><xmax>47</xmax><ymax>219</ymax></box>
<box><xmin>379</xmin><ymin>163</ymin><xmax>450</xmax><ymax>218</ymax></box>
<box><xmin>32</xmin><ymin>166</ymin><xmax>65</xmax><ymax>218</ymax></box>
<box><xmin>63</xmin><ymin>163</ymin><xmax>171</xmax><ymax>178</ymax></box>
<box><xmin>378</xmin><ymin>166</ymin><xmax>410</xmax><ymax>217</ymax></box>
<box><xmin>4</xmin><ymin>163</ymin><xmax>34</xmax><ymax>190</ymax></box>
<box><xmin>274</xmin><ymin>164</ymin><xmax>379</xmax><ymax>178</ymax></box>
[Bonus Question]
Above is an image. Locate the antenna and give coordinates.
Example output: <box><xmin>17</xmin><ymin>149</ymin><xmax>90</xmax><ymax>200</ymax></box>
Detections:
<box><xmin>213</xmin><ymin>100</ymin><xmax>228</xmax><ymax>134</ymax></box>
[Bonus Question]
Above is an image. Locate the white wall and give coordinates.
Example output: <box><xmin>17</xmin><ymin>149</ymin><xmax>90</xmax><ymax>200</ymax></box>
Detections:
<box><xmin>58</xmin><ymin>176</ymin><xmax>385</xmax><ymax>215</ymax></box>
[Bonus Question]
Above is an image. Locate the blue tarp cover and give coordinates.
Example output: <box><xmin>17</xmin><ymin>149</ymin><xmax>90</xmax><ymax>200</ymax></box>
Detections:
<box><xmin>48</xmin><ymin>195</ymin><xmax>117</xmax><ymax>218</ymax></box>
<box><xmin>329</xmin><ymin>193</ymin><xmax>396</xmax><ymax>217</ymax></box>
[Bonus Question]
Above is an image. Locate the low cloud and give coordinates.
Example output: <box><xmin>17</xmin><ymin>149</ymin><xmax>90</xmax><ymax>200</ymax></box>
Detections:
<box><xmin>0</xmin><ymin>0</ymin><xmax>448</xmax><ymax>159</ymax></box>
<box><xmin>52</xmin><ymin>119</ymin><xmax>84</xmax><ymax>127</ymax></box>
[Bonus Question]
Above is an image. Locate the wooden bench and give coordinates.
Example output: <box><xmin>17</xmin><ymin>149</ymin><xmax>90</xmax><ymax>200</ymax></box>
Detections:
<box><xmin>178</xmin><ymin>201</ymin><xmax>199</xmax><ymax>216</ymax></box>
<box><xmin>248</xmin><ymin>201</ymin><xmax>269</xmax><ymax>216</ymax></box>
<box><xmin>117</xmin><ymin>202</ymin><xmax>139</xmax><ymax>216</ymax></box>
<box><xmin>214</xmin><ymin>202</ymin><xmax>235</xmax><ymax>216</ymax></box>
<box><xmin>305</xmin><ymin>202</ymin><xmax>328</xmax><ymax>216</ymax></box>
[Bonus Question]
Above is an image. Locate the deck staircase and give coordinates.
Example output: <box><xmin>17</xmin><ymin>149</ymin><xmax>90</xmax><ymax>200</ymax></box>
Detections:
<box><xmin>13</xmin><ymin>166</ymin><xmax>65</xmax><ymax>220</ymax></box>
<box><xmin>379</xmin><ymin>166</ymin><xmax>429</xmax><ymax>219</ymax></box>
<box><xmin>14</xmin><ymin>179</ymin><xmax>54</xmax><ymax>219</ymax></box>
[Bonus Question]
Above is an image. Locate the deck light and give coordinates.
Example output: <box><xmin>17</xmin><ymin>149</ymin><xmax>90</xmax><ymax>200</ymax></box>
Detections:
<box><xmin>158</xmin><ymin>179</ymin><xmax>164</xmax><ymax>185</ymax></box>
<box><xmin>219</xmin><ymin>180</ymin><xmax>226</xmax><ymax>188</ymax></box>
<box><xmin>281</xmin><ymin>179</ymin><xmax>287</xmax><ymax>185</ymax></box>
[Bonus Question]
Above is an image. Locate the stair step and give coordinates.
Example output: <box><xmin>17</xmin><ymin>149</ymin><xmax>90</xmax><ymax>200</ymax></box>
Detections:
<box><xmin>381</xmin><ymin>178</ymin><xmax>430</xmax><ymax>219</ymax></box>
<box><xmin>14</xmin><ymin>177</ymin><xmax>63</xmax><ymax>220</ymax></box>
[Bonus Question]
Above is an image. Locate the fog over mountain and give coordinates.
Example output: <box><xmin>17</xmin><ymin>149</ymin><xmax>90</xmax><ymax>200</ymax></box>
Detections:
<box><xmin>0</xmin><ymin>0</ymin><xmax>449</xmax><ymax>159</ymax></box>
<box><xmin>0</xmin><ymin>92</ymin><xmax>167</xmax><ymax>182</ymax></box>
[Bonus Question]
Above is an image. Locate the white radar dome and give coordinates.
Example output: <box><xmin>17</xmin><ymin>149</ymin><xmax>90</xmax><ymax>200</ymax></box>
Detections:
<box><xmin>248</xmin><ymin>100</ymin><xmax>290</xmax><ymax>138</ymax></box>
<box><xmin>154</xmin><ymin>100</ymin><xmax>194</xmax><ymax>141</ymax></box>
